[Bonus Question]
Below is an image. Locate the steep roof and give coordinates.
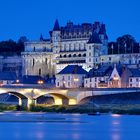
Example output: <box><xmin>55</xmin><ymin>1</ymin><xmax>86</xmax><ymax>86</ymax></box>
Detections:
<box><xmin>40</xmin><ymin>33</ymin><xmax>44</xmax><ymax>41</ymax></box>
<box><xmin>115</xmin><ymin>65</ymin><xmax>123</xmax><ymax>76</ymax></box>
<box><xmin>87</xmin><ymin>32</ymin><xmax>102</xmax><ymax>44</ymax></box>
<box><xmin>58</xmin><ymin>65</ymin><xmax>87</xmax><ymax>75</ymax></box>
<box><xmin>87</xmin><ymin>65</ymin><xmax>113</xmax><ymax>77</ymax></box>
<box><xmin>99</xmin><ymin>24</ymin><xmax>108</xmax><ymax>39</ymax></box>
<box><xmin>129</xmin><ymin>69</ymin><xmax>140</xmax><ymax>77</ymax></box>
<box><xmin>53</xmin><ymin>19</ymin><xmax>60</xmax><ymax>31</ymax></box>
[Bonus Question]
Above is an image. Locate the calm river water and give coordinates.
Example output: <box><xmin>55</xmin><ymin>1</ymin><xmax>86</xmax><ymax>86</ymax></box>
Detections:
<box><xmin>0</xmin><ymin>112</ymin><xmax>139</xmax><ymax>140</ymax></box>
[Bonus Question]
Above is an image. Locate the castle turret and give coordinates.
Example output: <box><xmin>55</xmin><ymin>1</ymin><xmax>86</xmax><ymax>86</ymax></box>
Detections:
<box><xmin>52</xmin><ymin>19</ymin><xmax>61</xmax><ymax>53</ymax></box>
<box><xmin>40</xmin><ymin>33</ymin><xmax>44</xmax><ymax>41</ymax></box>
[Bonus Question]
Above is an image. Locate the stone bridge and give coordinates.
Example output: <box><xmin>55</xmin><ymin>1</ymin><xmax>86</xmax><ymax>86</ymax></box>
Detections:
<box><xmin>0</xmin><ymin>85</ymin><xmax>140</xmax><ymax>108</ymax></box>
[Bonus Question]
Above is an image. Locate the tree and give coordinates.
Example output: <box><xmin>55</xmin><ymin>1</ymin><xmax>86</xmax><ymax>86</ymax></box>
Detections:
<box><xmin>116</xmin><ymin>34</ymin><xmax>136</xmax><ymax>54</ymax></box>
<box><xmin>17</xmin><ymin>36</ymin><xmax>28</xmax><ymax>54</ymax></box>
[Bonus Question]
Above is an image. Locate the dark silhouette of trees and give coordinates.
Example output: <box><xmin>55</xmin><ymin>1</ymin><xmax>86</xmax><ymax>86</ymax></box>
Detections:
<box><xmin>108</xmin><ymin>34</ymin><xmax>139</xmax><ymax>54</ymax></box>
<box><xmin>0</xmin><ymin>36</ymin><xmax>28</xmax><ymax>56</ymax></box>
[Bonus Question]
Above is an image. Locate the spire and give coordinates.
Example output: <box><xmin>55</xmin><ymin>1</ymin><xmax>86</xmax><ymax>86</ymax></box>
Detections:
<box><xmin>87</xmin><ymin>31</ymin><xmax>101</xmax><ymax>44</ymax></box>
<box><xmin>53</xmin><ymin>19</ymin><xmax>60</xmax><ymax>31</ymax></box>
<box><xmin>40</xmin><ymin>33</ymin><xmax>44</xmax><ymax>41</ymax></box>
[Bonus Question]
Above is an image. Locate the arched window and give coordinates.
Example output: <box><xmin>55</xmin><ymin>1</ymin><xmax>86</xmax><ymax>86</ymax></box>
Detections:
<box><xmin>60</xmin><ymin>55</ymin><xmax>62</xmax><ymax>58</ymax></box>
<box><xmin>73</xmin><ymin>54</ymin><xmax>76</xmax><ymax>57</ymax></box>
<box><xmin>78</xmin><ymin>54</ymin><xmax>81</xmax><ymax>57</ymax></box>
<box><xmin>68</xmin><ymin>54</ymin><xmax>71</xmax><ymax>57</ymax></box>
<box><xmin>64</xmin><ymin>54</ymin><xmax>66</xmax><ymax>57</ymax></box>
<box><xmin>83</xmin><ymin>53</ymin><xmax>86</xmax><ymax>57</ymax></box>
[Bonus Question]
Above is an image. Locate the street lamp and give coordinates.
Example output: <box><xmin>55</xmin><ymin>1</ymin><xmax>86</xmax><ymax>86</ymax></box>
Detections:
<box><xmin>16</xmin><ymin>79</ymin><xmax>20</xmax><ymax>84</ymax></box>
<box><xmin>37</xmin><ymin>80</ymin><xmax>44</xmax><ymax>85</ymax></box>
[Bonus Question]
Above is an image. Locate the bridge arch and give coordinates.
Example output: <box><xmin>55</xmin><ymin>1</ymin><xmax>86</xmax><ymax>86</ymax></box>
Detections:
<box><xmin>0</xmin><ymin>91</ymin><xmax>32</xmax><ymax>108</ymax></box>
<box><xmin>77</xmin><ymin>92</ymin><xmax>93</xmax><ymax>104</ymax></box>
<box><xmin>36</xmin><ymin>93</ymin><xmax>70</xmax><ymax>105</ymax></box>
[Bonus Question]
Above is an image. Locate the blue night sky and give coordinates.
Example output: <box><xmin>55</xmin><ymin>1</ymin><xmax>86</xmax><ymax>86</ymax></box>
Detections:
<box><xmin>0</xmin><ymin>0</ymin><xmax>140</xmax><ymax>42</ymax></box>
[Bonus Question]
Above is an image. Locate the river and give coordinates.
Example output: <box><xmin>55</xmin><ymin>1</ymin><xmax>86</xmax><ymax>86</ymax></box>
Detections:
<box><xmin>0</xmin><ymin>112</ymin><xmax>139</xmax><ymax>140</ymax></box>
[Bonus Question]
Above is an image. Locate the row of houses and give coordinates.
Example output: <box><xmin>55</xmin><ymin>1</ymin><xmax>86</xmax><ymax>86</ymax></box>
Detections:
<box><xmin>56</xmin><ymin>64</ymin><xmax>140</xmax><ymax>88</ymax></box>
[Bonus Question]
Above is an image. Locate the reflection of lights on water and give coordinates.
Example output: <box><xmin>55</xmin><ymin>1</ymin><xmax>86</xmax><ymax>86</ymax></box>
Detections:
<box><xmin>111</xmin><ymin>114</ymin><xmax>121</xmax><ymax>117</ymax></box>
<box><xmin>36</xmin><ymin>132</ymin><xmax>44</xmax><ymax>139</ymax></box>
<box><xmin>112</xmin><ymin>120</ymin><xmax>120</xmax><ymax>125</ymax></box>
<box><xmin>15</xmin><ymin>132</ymin><xmax>20</xmax><ymax>139</ymax></box>
<box><xmin>72</xmin><ymin>133</ymin><xmax>80</xmax><ymax>140</ymax></box>
<box><xmin>112</xmin><ymin>133</ymin><xmax>120</xmax><ymax>140</ymax></box>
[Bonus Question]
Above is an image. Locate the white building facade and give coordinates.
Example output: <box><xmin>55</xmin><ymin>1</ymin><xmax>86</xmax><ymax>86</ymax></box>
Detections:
<box><xmin>56</xmin><ymin>65</ymin><xmax>87</xmax><ymax>88</ymax></box>
<box><xmin>22</xmin><ymin>20</ymin><xmax>108</xmax><ymax>78</ymax></box>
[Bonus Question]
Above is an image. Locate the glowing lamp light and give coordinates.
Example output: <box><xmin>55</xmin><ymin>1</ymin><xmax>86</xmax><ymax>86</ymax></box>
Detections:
<box><xmin>111</xmin><ymin>114</ymin><xmax>121</xmax><ymax>117</ymax></box>
<box><xmin>113</xmin><ymin>76</ymin><xmax>119</xmax><ymax>80</ymax></box>
<box><xmin>16</xmin><ymin>79</ymin><xmax>20</xmax><ymax>83</ymax></box>
<box><xmin>37</xmin><ymin>80</ymin><xmax>44</xmax><ymax>84</ymax></box>
<box><xmin>74</xmin><ymin>78</ymin><xmax>79</xmax><ymax>82</ymax></box>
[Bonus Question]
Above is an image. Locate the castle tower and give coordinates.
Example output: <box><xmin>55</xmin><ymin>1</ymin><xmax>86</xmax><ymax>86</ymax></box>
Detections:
<box><xmin>52</xmin><ymin>19</ymin><xmax>61</xmax><ymax>54</ymax></box>
<box><xmin>86</xmin><ymin>31</ymin><xmax>102</xmax><ymax>69</ymax></box>
<box><xmin>98</xmin><ymin>24</ymin><xmax>108</xmax><ymax>55</ymax></box>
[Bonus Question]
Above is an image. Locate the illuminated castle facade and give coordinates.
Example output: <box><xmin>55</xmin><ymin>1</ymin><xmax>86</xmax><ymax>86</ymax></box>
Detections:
<box><xmin>22</xmin><ymin>20</ymin><xmax>108</xmax><ymax>77</ymax></box>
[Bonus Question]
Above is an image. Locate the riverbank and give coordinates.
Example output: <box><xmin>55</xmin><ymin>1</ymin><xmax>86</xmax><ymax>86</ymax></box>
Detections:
<box><xmin>0</xmin><ymin>103</ymin><xmax>140</xmax><ymax>115</ymax></box>
<box><xmin>29</xmin><ymin>104</ymin><xmax>140</xmax><ymax>115</ymax></box>
<box><xmin>1</xmin><ymin>92</ymin><xmax>140</xmax><ymax>115</ymax></box>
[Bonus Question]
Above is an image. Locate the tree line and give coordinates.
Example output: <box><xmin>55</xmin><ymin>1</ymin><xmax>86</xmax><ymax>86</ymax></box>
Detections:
<box><xmin>108</xmin><ymin>34</ymin><xmax>139</xmax><ymax>54</ymax></box>
<box><xmin>0</xmin><ymin>36</ymin><xmax>28</xmax><ymax>56</ymax></box>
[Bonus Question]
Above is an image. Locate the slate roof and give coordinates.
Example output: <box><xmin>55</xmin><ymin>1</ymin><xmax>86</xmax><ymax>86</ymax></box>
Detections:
<box><xmin>0</xmin><ymin>72</ymin><xmax>16</xmax><ymax>80</ymax></box>
<box><xmin>87</xmin><ymin>32</ymin><xmax>102</xmax><ymax>44</ymax></box>
<box><xmin>115</xmin><ymin>65</ymin><xmax>123</xmax><ymax>76</ymax></box>
<box><xmin>58</xmin><ymin>65</ymin><xmax>87</xmax><ymax>75</ymax></box>
<box><xmin>50</xmin><ymin>21</ymin><xmax>108</xmax><ymax>41</ymax></box>
<box><xmin>129</xmin><ymin>69</ymin><xmax>140</xmax><ymax>77</ymax></box>
<box><xmin>87</xmin><ymin>65</ymin><xmax>113</xmax><ymax>77</ymax></box>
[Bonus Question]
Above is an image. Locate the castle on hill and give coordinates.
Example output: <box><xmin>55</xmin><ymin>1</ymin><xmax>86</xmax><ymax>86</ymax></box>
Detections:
<box><xmin>22</xmin><ymin>20</ymin><xmax>140</xmax><ymax>78</ymax></box>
